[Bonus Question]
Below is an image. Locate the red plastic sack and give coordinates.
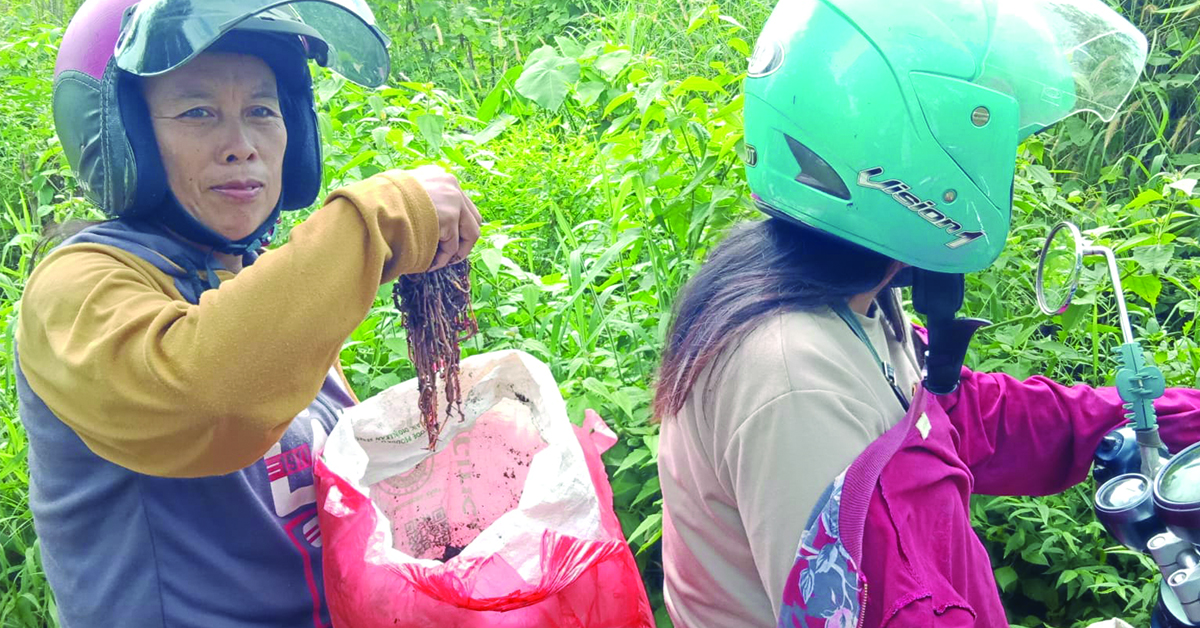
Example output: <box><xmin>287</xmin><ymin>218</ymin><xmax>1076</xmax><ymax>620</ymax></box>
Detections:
<box><xmin>314</xmin><ymin>350</ymin><xmax>654</xmax><ymax>627</ymax></box>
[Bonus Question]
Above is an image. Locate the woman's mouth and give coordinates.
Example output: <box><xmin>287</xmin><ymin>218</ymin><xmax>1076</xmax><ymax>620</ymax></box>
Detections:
<box><xmin>211</xmin><ymin>180</ymin><xmax>264</xmax><ymax>201</ymax></box>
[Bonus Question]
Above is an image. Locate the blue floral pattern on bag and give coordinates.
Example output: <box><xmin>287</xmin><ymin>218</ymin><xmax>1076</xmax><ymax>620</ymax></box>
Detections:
<box><xmin>778</xmin><ymin>473</ymin><xmax>863</xmax><ymax>628</ymax></box>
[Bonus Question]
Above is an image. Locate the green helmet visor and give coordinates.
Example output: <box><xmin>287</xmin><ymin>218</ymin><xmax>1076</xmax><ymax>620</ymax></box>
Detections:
<box><xmin>978</xmin><ymin>0</ymin><xmax>1147</xmax><ymax>137</ymax></box>
<box><xmin>114</xmin><ymin>0</ymin><xmax>391</xmax><ymax>87</ymax></box>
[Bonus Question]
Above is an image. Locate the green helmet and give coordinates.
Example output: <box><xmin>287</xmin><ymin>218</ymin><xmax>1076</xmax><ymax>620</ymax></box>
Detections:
<box><xmin>744</xmin><ymin>0</ymin><xmax>1147</xmax><ymax>273</ymax></box>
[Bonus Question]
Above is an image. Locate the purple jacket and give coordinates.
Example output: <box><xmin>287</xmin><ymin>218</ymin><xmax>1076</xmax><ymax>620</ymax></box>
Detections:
<box><xmin>778</xmin><ymin>364</ymin><xmax>1200</xmax><ymax>628</ymax></box>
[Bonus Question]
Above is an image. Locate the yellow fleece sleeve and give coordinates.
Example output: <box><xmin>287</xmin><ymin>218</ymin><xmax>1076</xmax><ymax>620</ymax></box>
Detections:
<box><xmin>16</xmin><ymin>170</ymin><xmax>437</xmax><ymax>478</ymax></box>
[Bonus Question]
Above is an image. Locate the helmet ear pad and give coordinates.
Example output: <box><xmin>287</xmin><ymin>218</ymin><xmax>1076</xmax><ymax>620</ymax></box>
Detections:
<box><xmin>114</xmin><ymin>66</ymin><xmax>168</xmax><ymax>218</ymax></box>
<box><xmin>52</xmin><ymin>58</ymin><xmax>168</xmax><ymax>218</ymax></box>
<box><xmin>51</xmin><ymin>66</ymin><xmax>122</xmax><ymax>214</ymax></box>
<box><xmin>276</xmin><ymin>69</ymin><xmax>322</xmax><ymax>211</ymax></box>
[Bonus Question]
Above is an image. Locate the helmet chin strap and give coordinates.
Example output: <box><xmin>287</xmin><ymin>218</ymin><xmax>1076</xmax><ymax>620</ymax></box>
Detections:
<box><xmin>156</xmin><ymin>192</ymin><xmax>281</xmax><ymax>257</ymax></box>
<box><xmin>911</xmin><ymin>270</ymin><xmax>990</xmax><ymax>395</ymax></box>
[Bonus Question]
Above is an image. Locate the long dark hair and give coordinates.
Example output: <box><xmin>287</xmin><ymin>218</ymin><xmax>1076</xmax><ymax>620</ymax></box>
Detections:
<box><xmin>653</xmin><ymin>217</ymin><xmax>898</xmax><ymax>419</ymax></box>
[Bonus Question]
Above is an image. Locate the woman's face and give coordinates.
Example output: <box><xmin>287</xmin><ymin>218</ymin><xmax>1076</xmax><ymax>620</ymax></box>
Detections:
<box><xmin>143</xmin><ymin>52</ymin><xmax>287</xmax><ymax>242</ymax></box>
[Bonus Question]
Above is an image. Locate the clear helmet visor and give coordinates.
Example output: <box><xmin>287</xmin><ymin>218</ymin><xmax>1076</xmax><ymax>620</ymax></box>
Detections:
<box><xmin>977</xmin><ymin>0</ymin><xmax>1147</xmax><ymax>137</ymax></box>
<box><xmin>114</xmin><ymin>0</ymin><xmax>390</xmax><ymax>87</ymax></box>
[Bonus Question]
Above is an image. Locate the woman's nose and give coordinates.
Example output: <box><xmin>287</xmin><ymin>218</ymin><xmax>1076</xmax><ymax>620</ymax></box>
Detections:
<box><xmin>219</xmin><ymin>121</ymin><xmax>258</xmax><ymax>164</ymax></box>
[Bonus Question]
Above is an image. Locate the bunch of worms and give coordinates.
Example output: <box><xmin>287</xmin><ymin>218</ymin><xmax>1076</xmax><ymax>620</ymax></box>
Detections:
<box><xmin>392</xmin><ymin>260</ymin><xmax>477</xmax><ymax>449</ymax></box>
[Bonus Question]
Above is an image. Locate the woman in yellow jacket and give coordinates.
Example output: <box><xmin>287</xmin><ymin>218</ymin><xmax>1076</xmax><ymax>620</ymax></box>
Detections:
<box><xmin>17</xmin><ymin>1</ymin><xmax>480</xmax><ymax>625</ymax></box>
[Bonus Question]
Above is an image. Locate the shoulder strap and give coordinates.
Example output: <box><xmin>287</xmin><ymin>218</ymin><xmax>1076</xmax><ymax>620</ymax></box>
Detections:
<box><xmin>832</xmin><ymin>302</ymin><xmax>910</xmax><ymax>411</ymax></box>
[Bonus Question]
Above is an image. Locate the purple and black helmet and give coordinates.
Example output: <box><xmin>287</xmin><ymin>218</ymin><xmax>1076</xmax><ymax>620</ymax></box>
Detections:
<box><xmin>53</xmin><ymin>0</ymin><xmax>390</xmax><ymax>250</ymax></box>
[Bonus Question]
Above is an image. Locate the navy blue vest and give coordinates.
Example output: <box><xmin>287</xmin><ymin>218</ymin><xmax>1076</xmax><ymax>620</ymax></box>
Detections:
<box><xmin>16</xmin><ymin>219</ymin><xmax>355</xmax><ymax>627</ymax></box>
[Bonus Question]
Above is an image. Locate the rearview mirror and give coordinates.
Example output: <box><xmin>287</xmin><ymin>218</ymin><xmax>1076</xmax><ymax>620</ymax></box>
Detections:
<box><xmin>1036</xmin><ymin>221</ymin><xmax>1084</xmax><ymax>316</ymax></box>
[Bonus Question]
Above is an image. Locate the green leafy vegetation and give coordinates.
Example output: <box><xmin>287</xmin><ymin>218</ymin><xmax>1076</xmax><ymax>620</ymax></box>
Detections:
<box><xmin>2</xmin><ymin>1</ymin><xmax>1199</xmax><ymax>626</ymax></box>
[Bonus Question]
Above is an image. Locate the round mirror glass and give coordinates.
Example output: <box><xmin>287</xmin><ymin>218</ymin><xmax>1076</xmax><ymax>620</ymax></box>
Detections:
<box><xmin>1036</xmin><ymin>222</ymin><xmax>1084</xmax><ymax>315</ymax></box>
<box><xmin>1156</xmin><ymin>442</ymin><xmax>1200</xmax><ymax>505</ymax></box>
<box><xmin>1099</xmin><ymin>474</ymin><xmax>1150</xmax><ymax>510</ymax></box>
<box><xmin>1095</xmin><ymin>472</ymin><xmax>1161</xmax><ymax>551</ymax></box>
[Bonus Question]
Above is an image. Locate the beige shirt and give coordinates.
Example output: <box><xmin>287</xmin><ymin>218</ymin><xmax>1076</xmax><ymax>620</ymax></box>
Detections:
<box><xmin>659</xmin><ymin>296</ymin><xmax>921</xmax><ymax>628</ymax></box>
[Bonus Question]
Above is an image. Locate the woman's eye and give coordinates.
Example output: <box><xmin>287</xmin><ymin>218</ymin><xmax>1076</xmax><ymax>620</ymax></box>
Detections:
<box><xmin>179</xmin><ymin>108</ymin><xmax>212</xmax><ymax>119</ymax></box>
<box><xmin>250</xmin><ymin>106</ymin><xmax>281</xmax><ymax>118</ymax></box>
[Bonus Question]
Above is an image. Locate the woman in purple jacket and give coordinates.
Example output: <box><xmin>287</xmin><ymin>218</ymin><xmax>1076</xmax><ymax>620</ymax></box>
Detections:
<box><xmin>654</xmin><ymin>0</ymin><xmax>1200</xmax><ymax>626</ymax></box>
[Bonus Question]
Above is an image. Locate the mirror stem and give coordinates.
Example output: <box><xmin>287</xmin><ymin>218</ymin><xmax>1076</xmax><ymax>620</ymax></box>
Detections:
<box><xmin>1090</xmin><ymin>246</ymin><xmax>1136</xmax><ymax>345</ymax></box>
<box><xmin>1141</xmin><ymin>443</ymin><xmax>1163</xmax><ymax>478</ymax></box>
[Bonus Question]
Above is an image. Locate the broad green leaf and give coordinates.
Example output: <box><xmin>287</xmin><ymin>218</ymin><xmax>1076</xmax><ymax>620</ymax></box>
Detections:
<box><xmin>441</xmin><ymin>145</ymin><xmax>471</xmax><ymax>169</ymax></box>
<box><xmin>520</xmin><ymin>283</ymin><xmax>541</xmax><ymax>315</ymax></box>
<box><xmin>477</xmin><ymin>66</ymin><xmax>522</xmax><ymax>123</ymax></box>
<box><xmin>1147</xmin><ymin>53</ymin><xmax>1176</xmax><ymax>66</ymax></box>
<box><xmin>627</xmin><ymin>511</ymin><xmax>662</xmax><ymax>546</ymax></box>
<box><xmin>369</xmin><ymin>372</ymin><xmax>402</xmax><ymax>392</ymax></box>
<box><xmin>555</xmin><ymin>35</ymin><xmax>583</xmax><ymax>59</ymax></box>
<box><xmin>632</xmin><ymin>476</ymin><xmax>661</xmax><ymax>507</ymax></box>
<box><xmin>1115</xmin><ymin>233</ymin><xmax>1156</xmax><ymax>253</ymax></box>
<box><xmin>515</xmin><ymin>45</ymin><xmax>581</xmax><ymax>111</ymax></box>
<box><xmin>642</xmin><ymin>131</ymin><xmax>669</xmax><ymax>160</ymax></box>
<box><xmin>1063</xmin><ymin>116</ymin><xmax>1094</xmax><ymax>146</ymax></box>
<box><xmin>368</xmin><ymin>94</ymin><xmax>387</xmax><ymax>118</ymax></box>
<box><xmin>519</xmin><ymin>338</ymin><xmax>553</xmax><ymax>359</ymax></box>
<box><xmin>643</xmin><ymin>433</ymin><xmax>659</xmax><ymax>459</ymax></box>
<box><xmin>575</xmin><ymin>81</ymin><xmax>606</xmax><ymax>108</ymax></box>
<box><xmin>686</xmin><ymin>4</ymin><xmax>710</xmax><ymax>33</ymax></box>
<box><xmin>383</xmin><ymin>337</ymin><xmax>408</xmax><ymax>357</ymax></box>
<box><xmin>1125</xmin><ymin>189</ymin><xmax>1163</xmax><ymax>210</ymax></box>
<box><xmin>316</xmin><ymin>75</ymin><xmax>346</xmax><ymax>102</ymax></box>
<box><xmin>673</xmin><ymin>76</ymin><xmax>725</xmax><ymax>94</ymax></box>
<box><xmin>1026</xmin><ymin>164</ymin><xmax>1055</xmax><ymax>187</ymax></box>
<box><xmin>595</xmin><ymin>50</ymin><xmax>632</xmax><ymax>80</ymax></box>
<box><xmin>317</xmin><ymin>111</ymin><xmax>334</xmax><ymax>142</ymax></box>
<box><xmin>582</xmin><ymin>377</ymin><xmax>613</xmax><ymax>399</ymax></box>
<box><xmin>729</xmin><ymin>37</ymin><xmax>750</xmax><ymax>57</ymax></box>
<box><xmin>714</xmin><ymin>93</ymin><xmax>745</xmax><ymax>119</ymax></box>
<box><xmin>416</xmin><ymin>113</ymin><xmax>445</xmax><ymax>155</ymax></box>
<box><xmin>603</xmin><ymin>91</ymin><xmax>637</xmax><ymax>117</ymax></box>
<box><xmin>994</xmin><ymin>566</ymin><xmax>1019</xmax><ymax>593</ymax></box>
<box><xmin>471</xmin><ymin>114</ymin><xmax>515</xmax><ymax>145</ymax></box>
<box><xmin>1059</xmin><ymin>302</ymin><xmax>1087</xmax><ymax>332</ymax></box>
<box><xmin>637</xmin><ymin>77</ymin><xmax>667</xmax><ymax>114</ymax></box>
<box><xmin>583</xmin><ymin>40</ymin><xmax>606</xmax><ymax>57</ymax></box>
<box><xmin>334</xmin><ymin>150</ymin><xmax>379</xmax><ymax>178</ymax></box>
<box><xmin>478</xmin><ymin>248</ymin><xmax>504</xmax><ymax>281</ymax></box>
<box><xmin>615</xmin><ymin>447</ymin><xmax>650</xmax><ymax>476</ymax></box>
<box><xmin>477</xmin><ymin>85</ymin><xmax>505</xmax><ymax>123</ymax></box>
<box><xmin>370</xmin><ymin>126</ymin><xmax>390</xmax><ymax>149</ymax></box>
<box><xmin>1021</xmin><ymin>544</ymin><xmax>1050</xmax><ymax>566</ymax></box>
<box><xmin>1125</xmin><ymin>275</ymin><xmax>1162</xmax><ymax>307</ymax></box>
<box><xmin>1132</xmin><ymin>244</ymin><xmax>1174</xmax><ymax>274</ymax></box>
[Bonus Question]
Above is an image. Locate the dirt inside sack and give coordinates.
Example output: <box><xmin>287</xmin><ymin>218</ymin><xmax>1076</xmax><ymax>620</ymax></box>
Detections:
<box><xmin>367</xmin><ymin>406</ymin><xmax>545</xmax><ymax>562</ymax></box>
